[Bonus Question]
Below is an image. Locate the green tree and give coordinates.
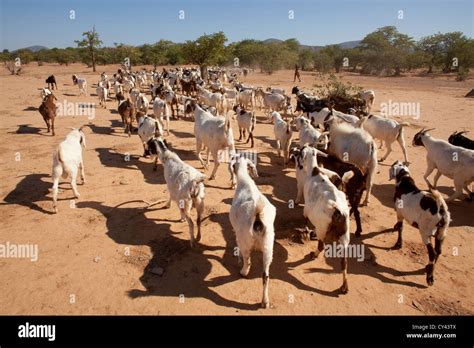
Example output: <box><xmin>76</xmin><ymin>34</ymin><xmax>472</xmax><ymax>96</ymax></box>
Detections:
<box><xmin>298</xmin><ymin>49</ymin><xmax>314</xmax><ymax>70</ymax></box>
<box><xmin>75</xmin><ymin>27</ymin><xmax>103</xmax><ymax>72</ymax></box>
<box><xmin>182</xmin><ymin>32</ymin><xmax>228</xmax><ymax>79</ymax></box>
<box><xmin>360</xmin><ymin>26</ymin><xmax>415</xmax><ymax>75</ymax></box>
<box><xmin>417</xmin><ymin>33</ymin><xmax>445</xmax><ymax>73</ymax></box>
<box><xmin>318</xmin><ymin>45</ymin><xmax>347</xmax><ymax>73</ymax></box>
<box><xmin>313</xmin><ymin>50</ymin><xmax>333</xmax><ymax>74</ymax></box>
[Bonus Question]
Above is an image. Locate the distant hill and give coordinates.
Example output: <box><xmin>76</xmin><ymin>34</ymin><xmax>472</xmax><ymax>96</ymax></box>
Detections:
<box><xmin>14</xmin><ymin>45</ymin><xmax>48</xmax><ymax>52</ymax></box>
<box><xmin>262</xmin><ymin>38</ymin><xmax>361</xmax><ymax>51</ymax></box>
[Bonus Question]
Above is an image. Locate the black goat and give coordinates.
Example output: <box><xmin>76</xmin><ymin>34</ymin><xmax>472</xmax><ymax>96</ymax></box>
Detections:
<box><xmin>448</xmin><ymin>131</ymin><xmax>474</xmax><ymax>150</ymax></box>
<box><xmin>45</xmin><ymin>75</ymin><xmax>57</xmax><ymax>90</ymax></box>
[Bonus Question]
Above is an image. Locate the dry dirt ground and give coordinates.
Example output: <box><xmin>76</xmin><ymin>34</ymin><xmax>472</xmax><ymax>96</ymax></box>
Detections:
<box><xmin>0</xmin><ymin>63</ymin><xmax>473</xmax><ymax>315</ymax></box>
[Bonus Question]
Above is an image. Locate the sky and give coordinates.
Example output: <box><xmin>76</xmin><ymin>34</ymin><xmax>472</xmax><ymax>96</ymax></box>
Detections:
<box><xmin>1</xmin><ymin>0</ymin><xmax>473</xmax><ymax>50</ymax></box>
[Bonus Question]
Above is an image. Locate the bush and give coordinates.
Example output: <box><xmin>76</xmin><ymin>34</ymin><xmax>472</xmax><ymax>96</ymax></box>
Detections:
<box><xmin>5</xmin><ymin>61</ymin><xmax>21</xmax><ymax>75</ymax></box>
<box><xmin>315</xmin><ymin>74</ymin><xmax>363</xmax><ymax>100</ymax></box>
<box><xmin>456</xmin><ymin>67</ymin><xmax>469</xmax><ymax>81</ymax></box>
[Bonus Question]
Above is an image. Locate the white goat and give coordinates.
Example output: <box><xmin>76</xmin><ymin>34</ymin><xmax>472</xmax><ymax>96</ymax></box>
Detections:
<box><xmin>358</xmin><ymin>114</ymin><xmax>409</xmax><ymax>163</ymax></box>
<box><xmin>256</xmin><ymin>89</ymin><xmax>287</xmax><ymax>113</ymax></box>
<box><xmin>308</xmin><ymin>108</ymin><xmax>359</xmax><ymax>128</ymax></box>
<box><xmin>52</xmin><ymin>128</ymin><xmax>86</xmax><ymax>213</ymax></box>
<box><xmin>302</xmin><ymin>146</ymin><xmax>351</xmax><ymax>294</ymax></box>
<box><xmin>360</xmin><ymin>90</ymin><xmax>375</xmax><ymax>113</ymax></box>
<box><xmin>186</xmin><ymin>100</ymin><xmax>235</xmax><ymax>181</ymax></box>
<box><xmin>40</xmin><ymin>87</ymin><xmax>52</xmax><ymax>101</ymax></box>
<box><xmin>129</xmin><ymin>88</ymin><xmax>140</xmax><ymax>106</ymax></box>
<box><xmin>293</xmin><ymin>115</ymin><xmax>324</xmax><ymax>147</ymax></box>
<box><xmin>153</xmin><ymin>96</ymin><xmax>171</xmax><ymax>135</ymax></box>
<box><xmin>72</xmin><ymin>75</ymin><xmax>87</xmax><ymax>96</ymax></box>
<box><xmin>412</xmin><ymin>129</ymin><xmax>474</xmax><ymax>202</ymax></box>
<box><xmin>148</xmin><ymin>138</ymin><xmax>205</xmax><ymax>248</ymax></box>
<box><xmin>236</xmin><ymin>89</ymin><xmax>256</xmax><ymax>111</ymax></box>
<box><xmin>96</xmin><ymin>82</ymin><xmax>108</xmax><ymax>108</ymax></box>
<box><xmin>325</xmin><ymin>121</ymin><xmax>377</xmax><ymax>205</ymax></box>
<box><xmin>229</xmin><ymin>154</ymin><xmax>276</xmax><ymax>308</ymax></box>
<box><xmin>268</xmin><ymin>111</ymin><xmax>293</xmax><ymax>165</ymax></box>
<box><xmin>197</xmin><ymin>87</ymin><xmax>226</xmax><ymax>115</ymax></box>
<box><xmin>136</xmin><ymin>93</ymin><xmax>149</xmax><ymax>114</ymax></box>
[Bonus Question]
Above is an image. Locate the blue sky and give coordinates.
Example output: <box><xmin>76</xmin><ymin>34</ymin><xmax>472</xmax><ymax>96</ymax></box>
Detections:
<box><xmin>1</xmin><ymin>0</ymin><xmax>473</xmax><ymax>50</ymax></box>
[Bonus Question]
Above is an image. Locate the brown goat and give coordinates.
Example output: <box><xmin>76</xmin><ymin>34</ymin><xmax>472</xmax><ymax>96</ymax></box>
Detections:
<box><xmin>118</xmin><ymin>98</ymin><xmax>136</xmax><ymax>137</ymax></box>
<box><xmin>38</xmin><ymin>94</ymin><xmax>57</xmax><ymax>136</ymax></box>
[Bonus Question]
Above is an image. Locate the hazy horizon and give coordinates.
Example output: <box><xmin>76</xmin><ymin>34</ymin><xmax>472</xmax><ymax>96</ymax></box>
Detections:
<box><xmin>1</xmin><ymin>0</ymin><xmax>473</xmax><ymax>51</ymax></box>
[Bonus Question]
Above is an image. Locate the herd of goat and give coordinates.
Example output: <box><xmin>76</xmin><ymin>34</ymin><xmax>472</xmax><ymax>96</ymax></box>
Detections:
<box><xmin>36</xmin><ymin>67</ymin><xmax>473</xmax><ymax>308</ymax></box>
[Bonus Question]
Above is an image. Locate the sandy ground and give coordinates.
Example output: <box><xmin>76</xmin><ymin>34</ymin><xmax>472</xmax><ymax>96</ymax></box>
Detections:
<box><xmin>0</xmin><ymin>63</ymin><xmax>473</xmax><ymax>315</ymax></box>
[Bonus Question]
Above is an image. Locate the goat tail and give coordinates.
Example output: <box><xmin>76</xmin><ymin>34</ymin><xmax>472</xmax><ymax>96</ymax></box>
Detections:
<box><xmin>250</xmin><ymin>112</ymin><xmax>256</xmax><ymax>132</ymax></box>
<box><xmin>430</xmin><ymin>188</ymin><xmax>450</xmax><ymax>240</ymax></box>
<box><xmin>224</xmin><ymin>115</ymin><xmax>231</xmax><ymax>134</ymax></box>
<box><xmin>253</xmin><ymin>198</ymin><xmax>267</xmax><ymax>234</ymax></box>
<box><xmin>396</xmin><ymin>123</ymin><xmax>409</xmax><ymax>141</ymax></box>
<box><xmin>190</xmin><ymin>176</ymin><xmax>206</xmax><ymax>200</ymax></box>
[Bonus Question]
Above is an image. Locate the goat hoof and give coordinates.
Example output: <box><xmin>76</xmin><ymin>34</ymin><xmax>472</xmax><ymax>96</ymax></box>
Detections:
<box><xmin>355</xmin><ymin>231</ymin><xmax>362</xmax><ymax>238</ymax></box>
<box><xmin>394</xmin><ymin>241</ymin><xmax>402</xmax><ymax>249</ymax></box>
<box><xmin>426</xmin><ymin>275</ymin><xmax>434</xmax><ymax>286</ymax></box>
<box><xmin>309</xmin><ymin>251</ymin><xmax>318</xmax><ymax>260</ymax></box>
<box><xmin>340</xmin><ymin>283</ymin><xmax>349</xmax><ymax>294</ymax></box>
<box><xmin>240</xmin><ymin>268</ymin><xmax>250</xmax><ymax>278</ymax></box>
<box><xmin>180</xmin><ymin>218</ymin><xmax>186</xmax><ymax>222</ymax></box>
<box><xmin>261</xmin><ymin>301</ymin><xmax>270</xmax><ymax>309</ymax></box>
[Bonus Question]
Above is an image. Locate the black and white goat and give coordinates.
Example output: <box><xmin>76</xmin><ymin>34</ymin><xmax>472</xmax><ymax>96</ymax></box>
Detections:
<box><xmin>389</xmin><ymin>161</ymin><xmax>450</xmax><ymax>286</ymax></box>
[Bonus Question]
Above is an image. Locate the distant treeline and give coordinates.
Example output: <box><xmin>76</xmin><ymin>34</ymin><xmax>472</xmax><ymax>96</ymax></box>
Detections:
<box><xmin>2</xmin><ymin>26</ymin><xmax>473</xmax><ymax>79</ymax></box>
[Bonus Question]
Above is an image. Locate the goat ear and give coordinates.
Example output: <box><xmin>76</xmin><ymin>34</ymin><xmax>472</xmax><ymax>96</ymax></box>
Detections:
<box><xmin>315</xmin><ymin>149</ymin><xmax>328</xmax><ymax>158</ymax></box>
<box><xmin>247</xmin><ymin>160</ymin><xmax>258</xmax><ymax>178</ymax></box>
<box><xmin>389</xmin><ymin>166</ymin><xmax>396</xmax><ymax>181</ymax></box>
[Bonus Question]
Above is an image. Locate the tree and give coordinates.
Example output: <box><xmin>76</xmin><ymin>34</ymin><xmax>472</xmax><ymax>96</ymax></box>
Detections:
<box><xmin>318</xmin><ymin>45</ymin><xmax>346</xmax><ymax>73</ymax></box>
<box><xmin>75</xmin><ymin>27</ymin><xmax>102</xmax><ymax>72</ymax></box>
<box><xmin>182</xmin><ymin>32</ymin><xmax>228</xmax><ymax>79</ymax></box>
<box><xmin>417</xmin><ymin>33</ymin><xmax>445</xmax><ymax>73</ymax></box>
<box><xmin>298</xmin><ymin>49</ymin><xmax>314</xmax><ymax>70</ymax></box>
<box><xmin>360</xmin><ymin>26</ymin><xmax>415</xmax><ymax>76</ymax></box>
<box><xmin>313</xmin><ymin>50</ymin><xmax>333</xmax><ymax>74</ymax></box>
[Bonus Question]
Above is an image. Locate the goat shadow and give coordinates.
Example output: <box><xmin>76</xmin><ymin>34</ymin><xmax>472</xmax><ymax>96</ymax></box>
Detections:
<box><xmin>11</xmin><ymin>124</ymin><xmax>48</xmax><ymax>136</ymax></box>
<box><xmin>0</xmin><ymin>173</ymin><xmax>74</xmax><ymax>215</ymax></box>
<box><xmin>23</xmin><ymin>106</ymin><xmax>39</xmax><ymax>112</ymax></box>
<box><xmin>76</xmin><ymin>200</ymin><xmax>262</xmax><ymax>310</ymax></box>
<box><xmin>95</xmin><ymin>147</ymin><xmax>165</xmax><ymax>185</ymax></box>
